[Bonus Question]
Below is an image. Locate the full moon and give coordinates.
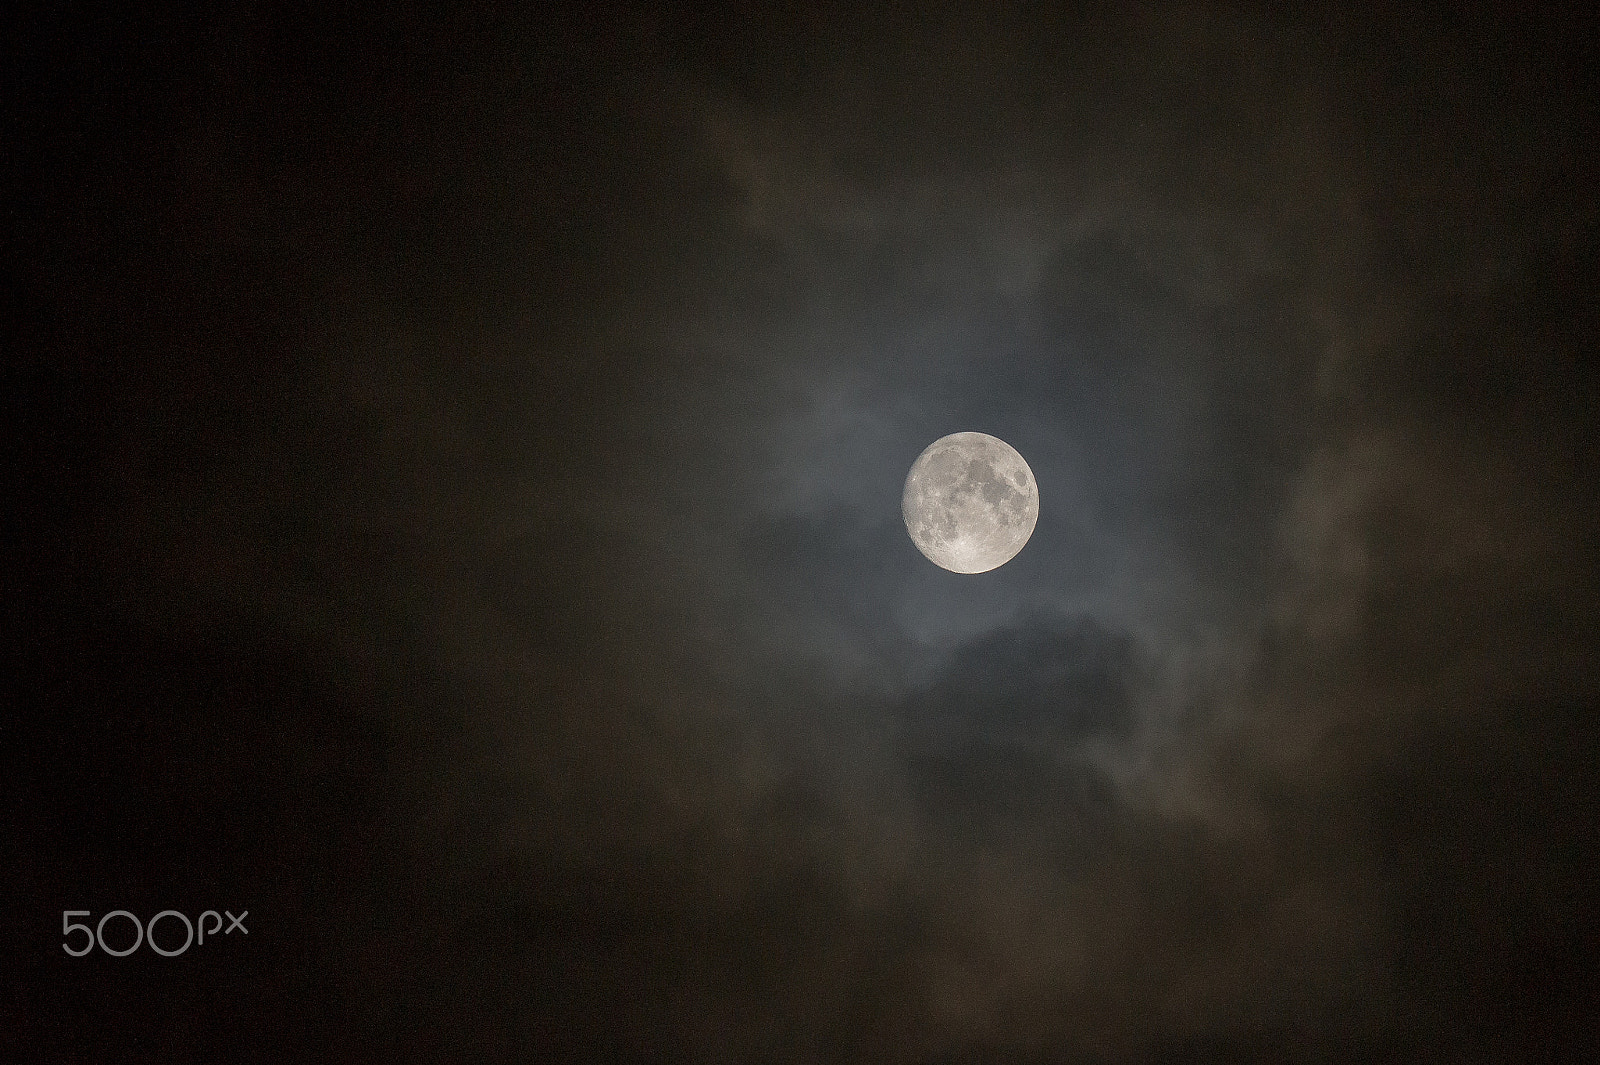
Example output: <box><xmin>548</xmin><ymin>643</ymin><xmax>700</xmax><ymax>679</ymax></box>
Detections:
<box><xmin>903</xmin><ymin>432</ymin><xmax>1039</xmax><ymax>573</ymax></box>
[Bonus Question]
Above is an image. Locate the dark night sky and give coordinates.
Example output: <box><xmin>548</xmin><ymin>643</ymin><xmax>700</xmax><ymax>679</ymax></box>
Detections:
<box><xmin>9</xmin><ymin>3</ymin><xmax>1600</xmax><ymax>1061</ymax></box>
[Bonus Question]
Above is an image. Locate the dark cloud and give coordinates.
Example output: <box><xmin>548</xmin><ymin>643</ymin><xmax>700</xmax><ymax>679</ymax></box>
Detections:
<box><xmin>900</xmin><ymin>613</ymin><xmax>1142</xmax><ymax>748</ymax></box>
<box><xmin>891</xmin><ymin>613</ymin><xmax>1134</xmax><ymax>858</ymax></box>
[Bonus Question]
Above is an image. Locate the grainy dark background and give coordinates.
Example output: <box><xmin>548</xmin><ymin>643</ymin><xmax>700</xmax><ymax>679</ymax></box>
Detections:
<box><xmin>9</xmin><ymin>2</ymin><xmax>1598</xmax><ymax>1061</ymax></box>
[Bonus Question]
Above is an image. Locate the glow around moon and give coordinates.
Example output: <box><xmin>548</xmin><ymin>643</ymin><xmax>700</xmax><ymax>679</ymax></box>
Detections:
<box><xmin>903</xmin><ymin>432</ymin><xmax>1039</xmax><ymax>573</ymax></box>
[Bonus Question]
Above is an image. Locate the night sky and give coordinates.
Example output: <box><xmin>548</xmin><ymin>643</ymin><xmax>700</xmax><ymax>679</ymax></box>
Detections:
<box><xmin>11</xmin><ymin>3</ymin><xmax>1600</xmax><ymax>1061</ymax></box>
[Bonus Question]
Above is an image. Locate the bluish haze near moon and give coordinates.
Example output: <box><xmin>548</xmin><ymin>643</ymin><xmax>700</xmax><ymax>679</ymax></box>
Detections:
<box><xmin>11</xmin><ymin>3</ymin><xmax>1598</xmax><ymax>1062</ymax></box>
<box><xmin>903</xmin><ymin>432</ymin><xmax>1038</xmax><ymax>573</ymax></box>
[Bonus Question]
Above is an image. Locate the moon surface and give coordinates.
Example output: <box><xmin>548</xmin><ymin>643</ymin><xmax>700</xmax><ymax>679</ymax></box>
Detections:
<box><xmin>903</xmin><ymin>432</ymin><xmax>1039</xmax><ymax>573</ymax></box>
